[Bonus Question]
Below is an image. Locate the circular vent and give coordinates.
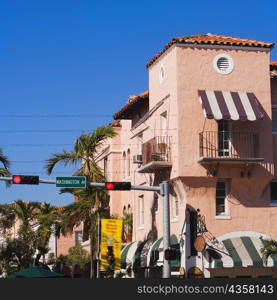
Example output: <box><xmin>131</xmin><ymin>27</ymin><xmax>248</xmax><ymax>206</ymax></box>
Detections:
<box><xmin>213</xmin><ymin>54</ymin><xmax>234</xmax><ymax>75</ymax></box>
<box><xmin>217</xmin><ymin>57</ymin><xmax>230</xmax><ymax>71</ymax></box>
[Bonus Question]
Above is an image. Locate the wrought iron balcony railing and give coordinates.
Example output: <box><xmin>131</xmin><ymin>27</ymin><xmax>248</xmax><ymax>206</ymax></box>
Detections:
<box><xmin>199</xmin><ymin>131</ymin><xmax>261</xmax><ymax>160</ymax></box>
<box><xmin>142</xmin><ymin>136</ymin><xmax>171</xmax><ymax>165</ymax></box>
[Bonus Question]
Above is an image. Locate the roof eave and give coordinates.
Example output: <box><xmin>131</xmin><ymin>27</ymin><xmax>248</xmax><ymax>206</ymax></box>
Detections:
<box><xmin>146</xmin><ymin>40</ymin><xmax>274</xmax><ymax>69</ymax></box>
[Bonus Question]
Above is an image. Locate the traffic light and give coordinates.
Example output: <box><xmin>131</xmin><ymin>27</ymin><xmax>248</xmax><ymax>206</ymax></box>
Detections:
<box><xmin>12</xmin><ymin>175</ymin><xmax>39</xmax><ymax>185</ymax></box>
<box><xmin>105</xmin><ymin>182</ymin><xmax>131</xmax><ymax>191</ymax></box>
<box><xmin>164</xmin><ymin>248</ymin><xmax>178</xmax><ymax>261</ymax></box>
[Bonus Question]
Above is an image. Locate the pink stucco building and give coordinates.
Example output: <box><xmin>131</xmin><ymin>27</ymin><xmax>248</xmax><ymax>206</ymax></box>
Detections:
<box><xmin>97</xmin><ymin>33</ymin><xmax>277</xmax><ymax>278</ymax></box>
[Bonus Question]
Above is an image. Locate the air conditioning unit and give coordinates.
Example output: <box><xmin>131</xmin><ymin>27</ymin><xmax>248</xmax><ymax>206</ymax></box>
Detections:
<box><xmin>133</xmin><ymin>154</ymin><xmax>143</xmax><ymax>164</ymax></box>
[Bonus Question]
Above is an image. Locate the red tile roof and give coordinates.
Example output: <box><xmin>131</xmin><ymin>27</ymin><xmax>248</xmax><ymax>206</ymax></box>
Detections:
<box><xmin>271</xmin><ymin>61</ymin><xmax>277</xmax><ymax>68</ymax></box>
<box><xmin>113</xmin><ymin>91</ymin><xmax>149</xmax><ymax>120</ymax></box>
<box><xmin>271</xmin><ymin>61</ymin><xmax>277</xmax><ymax>78</ymax></box>
<box><xmin>108</xmin><ymin>120</ymin><xmax>121</xmax><ymax>127</ymax></box>
<box><xmin>146</xmin><ymin>33</ymin><xmax>274</xmax><ymax>68</ymax></box>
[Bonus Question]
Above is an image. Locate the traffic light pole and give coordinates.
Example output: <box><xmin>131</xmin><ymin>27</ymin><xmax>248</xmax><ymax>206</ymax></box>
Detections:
<box><xmin>161</xmin><ymin>181</ymin><xmax>170</xmax><ymax>278</ymax></box>
<box><xmin>0</xmin><ymin>177</ymin><xmax>171</xmax><ymax>278</ymax></box>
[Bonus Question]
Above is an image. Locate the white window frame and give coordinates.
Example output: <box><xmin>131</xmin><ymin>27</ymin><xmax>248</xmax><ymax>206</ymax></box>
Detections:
<box><xmin>270</xmin><ymin>181</ymin><xmax>277</xmax><ymax>206</ymax></box>
<box><xmin>215</xmin><ymin>180</ymin><xmax>230</xmax><ymax>218</ymax></box>
<box><xmin>137</xmin><ymin>133</ymin><xmax>143</xmax><ymax>155</ymax></box>
<box><xmin>122</xmin><ymin>151</ymin><xmax>126</xmax><ymax>179</ymax></box>
<box><xmin>159</xmin><ymin>64</ymin><xmax>166</xmax><ymax>83</ymax></box>
<box><xmin>103</xmin><ymin>156</ymin><xmax>108</xmax><ymax>180</ymax></box>
<box><xmin>127</xmin><ymin>149</ymin><xmax>131</xmax><ymax>177</ymax></box>
<box><xmin>75</xmin><ymin>231</ymin><xmax>83</xmax><ymax>245</ymax></box>
<box><xmin>218</xmin><ymin>120</ymin><xmax>232</xmax><ymax>157</ymax></box>
<box><xmin>160</xmin><ymin>111</ymin><xmax>167</xmax><ymax>138</ymax></box>
<box><xmin>138</xmin><ymin>195</ymin><xmax>144</xmax><ymax>228</ymax></box>
<box><xmin>272</xmin><ymin>107</ymin><xmax>277</xmax><ymax>134</ymax></box>
<box><xmin>171</xmin><ymin>195</ymin><xmax>179</xmax><ymax>221</ymax></box>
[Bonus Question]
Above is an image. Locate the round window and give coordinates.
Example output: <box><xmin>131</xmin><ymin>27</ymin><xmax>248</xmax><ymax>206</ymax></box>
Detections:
<box><xmin>213</xmin><ymin>54</ymin><xmax>234</xmax><ymax>75</ymax></box>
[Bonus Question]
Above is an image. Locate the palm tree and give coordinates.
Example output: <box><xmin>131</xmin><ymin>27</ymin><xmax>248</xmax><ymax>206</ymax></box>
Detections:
<box><xmin>0</xmin><ymin>147</ymin><xmax>10</xmax><ymax>177</ymax></box>
<box><xmin>0</xmin><ymin>147</ymin><xmax>11</xmax><ymax>187</ymax></box>
<box><xmin>13</xmin><ymin>200</ymin><xmax>41</xmax><ymax>229</ymax></box>
<box><xmin>0</xmin><ymin>204</ymin><xmax>16</xmax><ymax>236</ymax></box>
<box><xmin>260</xmin><ymin>238</ymin><xmax>277</xmax><ymax>265</ymax></box>
<box><xmin>35</xmin><ymin>203</ymin><xmax>60</xmax><ymax>265</ymax></box>
<box><xmin>0</xmin><ymin>200</ymin><xmax>41</xmax><ymax>273</ymax></box>
<box><xmin>44</xmin><ymin>126</ymin><xmax>116</xmax><ymax>277</ymax></box>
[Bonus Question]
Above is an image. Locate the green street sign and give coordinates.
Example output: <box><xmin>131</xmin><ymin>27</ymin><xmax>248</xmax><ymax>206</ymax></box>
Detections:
<box><xmin>56</xmin><ymin>176</ymin><xmax>87</xmax><ymax>188</ymax></box>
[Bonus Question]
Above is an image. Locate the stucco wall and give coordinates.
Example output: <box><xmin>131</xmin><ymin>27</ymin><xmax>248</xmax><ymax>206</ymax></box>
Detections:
<box><xmin>175</xmin><ymin>46</ymin><xmax>273</xmax><ymax>178</ymax></box>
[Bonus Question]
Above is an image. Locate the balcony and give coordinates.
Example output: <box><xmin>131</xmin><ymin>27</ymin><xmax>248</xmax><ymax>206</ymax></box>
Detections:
<box><xmin>137</xmin><ymin>136</ymin><xmax>172</xmax><ymax>173</ymax></box>
<box><xmin>199</xmin><ymin>131</ymin><xmax>264</xmax><ymax>164</ymax></box>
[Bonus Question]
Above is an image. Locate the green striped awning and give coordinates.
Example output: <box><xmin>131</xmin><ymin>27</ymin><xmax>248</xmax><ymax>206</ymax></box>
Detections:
<box><xmin>133</xmin><ymin>240</ymin><xmax>149</xmax><ymax>269</ymax></box>
<box><xmin>147</xmin><ymin>235</ymin><xmax>180</xmax><ymax>268</ymax></box>
<box><xmin>120</xmin><ymin>242</ymin><xmax>136</xmax><ymax>269</ymax></box>
<box><xmin>121</xmin><ymin>240</ymin><xmax>150</xmax><ymax>270</ymax></box>
<box><xmin>208</xmin><ymin>236</ymin><xmax>277</xmax><ymax>268</ymax></box>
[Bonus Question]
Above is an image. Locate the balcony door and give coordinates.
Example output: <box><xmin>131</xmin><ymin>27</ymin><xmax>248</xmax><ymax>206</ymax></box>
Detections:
<box><xmin>218</xmin><ymin>120</ymin><xmax>231</xmax><ymax>157</ymax></box>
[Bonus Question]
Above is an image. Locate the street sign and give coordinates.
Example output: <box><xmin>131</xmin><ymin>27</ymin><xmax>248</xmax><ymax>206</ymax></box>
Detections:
<box><xmin>56</xmin><ymin>176</ymin><xmax>87</xmax><ymax>188</ymax></box>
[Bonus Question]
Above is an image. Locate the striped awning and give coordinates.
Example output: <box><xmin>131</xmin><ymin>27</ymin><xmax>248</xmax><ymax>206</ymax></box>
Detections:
<box><xmin>120</xmin><ymin>242</ymin><xmax>138</xmax><ymax>269</ymax></box>
<box><xmin>121</xmin><ymin>240</ymin><xmax>150</xmax><ymax>270</ymax></box>
<box><xmin>198</xmin><ymin>90</ymin><xmax>264</xmax><ymax>121</ymax></box>
<box><xmin>147</xmin><ymin>235</ymin><xmax>180</xmax><ymax>268</ymax></box>
<box><xmin>206</xmin><ymin>236</ymin><xmax>277</xmax><ymax>268</ymax></box>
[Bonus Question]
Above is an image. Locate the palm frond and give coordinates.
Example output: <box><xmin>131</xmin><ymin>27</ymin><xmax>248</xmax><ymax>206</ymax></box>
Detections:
<box><xmin>0</xmin><ymin>148</ymin><xmax>10</xmax><ymax>169</ymax></box>
<box><xmin>61</xmin><ymin>200</ymin><xmax>92</xmax><ymax>235</ymax></box>
<box><xmin>89</xmin><ymin>126</ymin><xmax>116</xmax><ymax>153</ymax></box>
<box><xmin>260</xmin><ymin>238</ymin><xmax>277</xmax><ymax>265</ymax></box>
<box><xmin>0</xmin><ymin>168</ymin><xmax>12</xmax><ymax>187</ymax></box>
<box><xmin>44</xmin><ymin>150</ymin><xmax>81</xmax><ymax>175</ymax></box>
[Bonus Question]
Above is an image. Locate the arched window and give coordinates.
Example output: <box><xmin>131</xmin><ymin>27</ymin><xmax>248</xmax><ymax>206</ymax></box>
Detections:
<box><xmin>127</xmin><ymin>204</ymin><xmax>132</xmax><ymax>213</ymax></box>
<box><xmin>122</xmin><ymin>152</ymin><xmax>126</xmax><ymax>178</ymax></box>
<box><xmin>127</xmin><ymin>149</ymin><xmax>131</xmax><ymax>177</ymax></box>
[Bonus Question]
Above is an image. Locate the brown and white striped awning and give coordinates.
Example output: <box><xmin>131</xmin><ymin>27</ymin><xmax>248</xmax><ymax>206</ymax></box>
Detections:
<box><xmin>198</xmin><ymin>90</ymin><xmax>264</xmax><ymax>121</ymax></box>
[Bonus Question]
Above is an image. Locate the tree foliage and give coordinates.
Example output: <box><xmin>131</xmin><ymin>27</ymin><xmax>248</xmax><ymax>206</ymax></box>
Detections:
<box><xmin>0</xmin><ymin>226</ymin><xmax>37</xmax><ymax>276</ymax></box>
<box><xmin>67</xmin><ymin>244</ymin><xmax>90</xmax><ymax>269</ymax></box>
<box><xmin>260</xmin><ymin>238</ymin><xmax>277</xmax><ymax>265</ymax></box>
<box><xmin>44</xmin><ymin>126</ymin><xmax>116</xmax><ymax>278</ymax></box>
<box><xmin>0</xmin><ymin>147</ymin><xmax>11</xmax><ymax>185</ymax></box>
<box><xmin>0</xmin><ymin>200</ymin><xmax>60</xmax><ymax>276</ymax></box>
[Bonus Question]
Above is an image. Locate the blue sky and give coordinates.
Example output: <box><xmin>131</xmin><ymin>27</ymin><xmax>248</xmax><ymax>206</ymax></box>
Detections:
<box><xmin>0</xmin><ymin>0</ymin><xmax>276</xmax><ymax>206</ymax></box>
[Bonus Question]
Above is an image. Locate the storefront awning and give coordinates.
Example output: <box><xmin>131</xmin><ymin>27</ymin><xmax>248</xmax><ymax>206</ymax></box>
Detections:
<box><xmin>206</xmin><ymin>236</ymin><xmax>277</xmax><ymax>268</ymax></box>
<box><xmin>121</xmin><ymin>240</ymin><xmax>150</xmax><ymax>270</ymax></box>
<box><xmin>198</xmin><ymin>90</ymin><xmax>264</xmax><ymax>121</ymax></box>
<box><xmin>147</xmin><ymin>235</ymin><xmax>180</xmax><ymax>268</ymax></box>
<box><xmin>120</xmin><ymin>242</ymin><xmax>138</xmax><ymax>269</ymax></box>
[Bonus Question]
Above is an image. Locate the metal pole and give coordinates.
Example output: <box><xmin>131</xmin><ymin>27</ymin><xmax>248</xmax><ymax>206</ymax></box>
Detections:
<box><xmin>1</xmin><ymin>176</ymin><xmax>172</xmax><ymax>278</ymax></box>
<box><xmin>96</xmin><ymin>216</ymin><xmax>101</xmax><ymax>278</ymax></box>
<box><xmin>161</xmin><ymin>181</ymin><xmax>171</xmax><ymax>278</ymax></box>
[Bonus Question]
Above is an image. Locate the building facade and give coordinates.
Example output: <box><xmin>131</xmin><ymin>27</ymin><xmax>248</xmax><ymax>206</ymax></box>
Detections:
<box><xmin>96</xmin><ymin>33</ymin><xmax>277</xmax><ymax>278</ymax></box>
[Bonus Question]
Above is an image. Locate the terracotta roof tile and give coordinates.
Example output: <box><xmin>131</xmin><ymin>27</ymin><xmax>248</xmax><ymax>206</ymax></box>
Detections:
<box><xmin>271</xmin><ymin>70</ymin><xmax>277</xmax><ymax>78</ymax></box>
<box><xmin>146</xmin><ymin>33</ymin><xmax>274</xmax><ymax>68</ymax></box>
<box><xmin>113</xmin><ymin>91</ymin><xmax>149</xmax><ymax>120</ymax></box>
<box><xmin>271</xmin><ymin>61</ymin><xmax>277</xmax><ymax>69</ymax></box>
<box><xmin>270</xmin><ymin>61</ymin><xmax>277</xmax><ymax>78</ymax></box>
<box><xmin>108</xmin><ymin>120</ymin><xmax>121</xmax><ymax>127</ymax></box>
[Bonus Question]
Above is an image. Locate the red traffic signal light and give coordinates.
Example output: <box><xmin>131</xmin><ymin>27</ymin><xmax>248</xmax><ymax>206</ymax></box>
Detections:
<box><xmin>164</xmin><ymin>248</ymin><xmax>177</xmax><ymax>261</ymax></box>
<box><xmin>12</xmin><ymin>175</ymin><xmax>39</xmax><ymax>185</ymax></box>
<box><xmin>105</xmin><ymin>182</ymin><xmax>131</xmax><ymax>191</ymax></box>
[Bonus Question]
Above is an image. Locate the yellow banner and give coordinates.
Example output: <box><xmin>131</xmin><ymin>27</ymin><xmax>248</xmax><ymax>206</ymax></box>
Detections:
<box><xmin>100</xmin><ymin>219</ymin><xmax>123</xmax><ymax>271</ymax></box>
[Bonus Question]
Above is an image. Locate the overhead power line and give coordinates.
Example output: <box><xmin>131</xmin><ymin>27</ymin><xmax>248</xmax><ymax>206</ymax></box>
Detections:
<box><xmin>0</xmin><ymin>114</ymin><xmax>112</xmax><ymax>118</ymax></box>
<box><xmin>0</xmin><ymin>114</ymin><xmax>178</xmax><ymax>119</ymax></box>
<box><xmin>0</xmin><ymin>129</ymin><xmax>90</xmax><ymax>133</ymax></box>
